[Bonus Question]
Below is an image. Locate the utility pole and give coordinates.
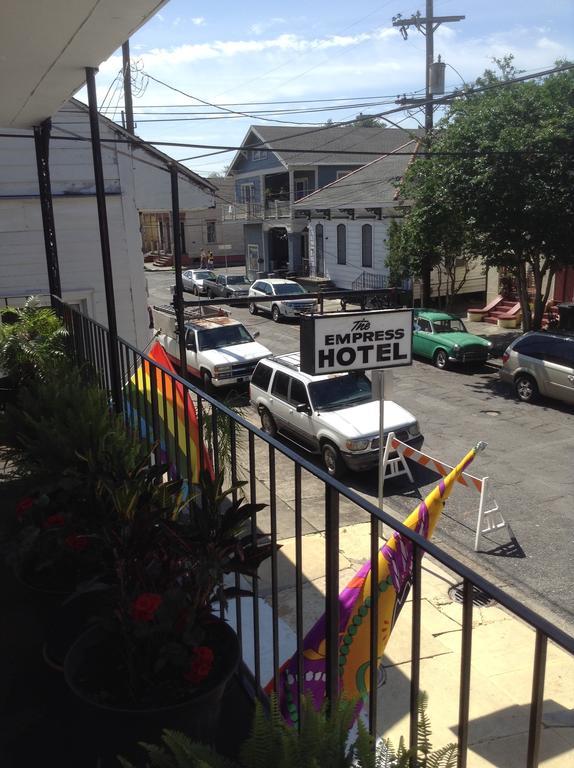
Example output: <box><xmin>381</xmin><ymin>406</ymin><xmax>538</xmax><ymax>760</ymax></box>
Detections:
<box><xmin>393</xmin><ymin>1</ymin><xmax>464</xmax><ymax>306</ymax></box>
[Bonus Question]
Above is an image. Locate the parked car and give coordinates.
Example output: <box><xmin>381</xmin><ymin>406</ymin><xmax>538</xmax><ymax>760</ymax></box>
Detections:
<box><xmin>499</xmin><ymin>331</ymin><xmax>574</xmax><ymax>405</ymax></box>
<box><xmin>249</xmin><ymin>353</ymin><xmax>423</xmax><ymax>478</ymax></box>
<box><xmin>413</xmin><ymin>310</ymin><xmax>492</xmax><ymax>369</ymax></box>
<box><xmin>248</xmin><ymin>279</ymin><xmax>318</xmax><ymax>322</ymax></box>
<box><xmin>181</xmin><ymin>269</ymin><xmax>216</xmax><ymax>296</ymax></box>
<box><xmin>153</xmin><ymin>304</ymin><xmax>271</xmax><ymax>391</ymax></box>
<box><xmin>203</xmin><ymin>274</ymin><xmax>251</xmax><ymax>300</ymax></box>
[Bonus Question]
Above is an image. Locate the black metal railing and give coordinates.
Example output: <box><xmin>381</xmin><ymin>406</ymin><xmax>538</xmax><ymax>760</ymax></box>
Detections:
<box><xmin>57</xmin><ymin>300</ymin><xmax>574</xmax><ymax>768</ymax></box>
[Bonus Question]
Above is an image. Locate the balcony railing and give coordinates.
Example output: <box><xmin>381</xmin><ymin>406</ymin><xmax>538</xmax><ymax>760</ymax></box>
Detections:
<box><xmin>221</xmin><ymin>200</ymin><xmax>292</xmax><ymax>222</ymax></box>
<box><xmin>58</xmin><ymin>300</ymin><xmax>574</xmax><ymax>767</ymax></box>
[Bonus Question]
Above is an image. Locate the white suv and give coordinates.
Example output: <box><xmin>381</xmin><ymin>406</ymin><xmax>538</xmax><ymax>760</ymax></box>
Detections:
<box><xmin>248</xmin><ymin>279</ymin><xmax>318</xmax><ymax>322</ymax></box>
<box><xmin>249</xmin><ymin>353</ymin><xmax>423</xmax><ymax>478</ymax></box>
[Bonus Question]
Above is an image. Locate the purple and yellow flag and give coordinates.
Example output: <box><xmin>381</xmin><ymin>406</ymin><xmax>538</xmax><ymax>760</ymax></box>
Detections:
<box><xmin>124</xmin><ymin>341</ymin><xmax>213</xmax><ymax>491</ymax></box>
<box><xmin>267</xmin><ymin>443</ymin><xmax>483</xmax><ymax>724</ymax></box>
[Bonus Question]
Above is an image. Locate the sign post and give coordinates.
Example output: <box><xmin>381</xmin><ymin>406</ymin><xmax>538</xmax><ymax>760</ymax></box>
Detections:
<box><xmin>300</xmin><ymin>308</ymin><xmax>413</xmax><ymax>526</ymax></box>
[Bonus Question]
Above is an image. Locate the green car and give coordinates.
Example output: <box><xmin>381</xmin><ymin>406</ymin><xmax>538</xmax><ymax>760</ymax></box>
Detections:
<box><xmin>412</xmin><ymin>310</ymin><xmax>492</xmax><ymax>369</ymax></box>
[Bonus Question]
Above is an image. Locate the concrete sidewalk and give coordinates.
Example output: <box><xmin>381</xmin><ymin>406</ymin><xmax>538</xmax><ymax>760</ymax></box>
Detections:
<box><xmin>256</xmin><ymin>521</ymin><xmax>573</xmax><ymax>766</ymax></box>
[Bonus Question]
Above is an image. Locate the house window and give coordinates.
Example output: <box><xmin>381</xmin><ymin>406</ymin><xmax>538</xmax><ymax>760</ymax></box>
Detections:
<box><xmin>240</xmin><ymin>184</ymin><xmax>255</xmax><ymax>203</ymax></box>
<box><xmin>206</xmin><ymin>221</ymin><xmax>216</xmax><ymax>243</ymax></box>
<box><xmin>251</xmin><ymin>150</ymin><xmax>267</xmax><ymax>161</ymax></box>
<box><xmin>361</xmin><ymin>224</ymin><xmax>373</xmax><ymax>268</ymax></box>
<box><xmin>315</xmin><ymin>223</ymin><xmax>324</xmax><ymax>277</ymax></box>
<box><xmin>337</xmin><ymin>224</ymin><xmax>346</xmax><ymax>265</ymax></box>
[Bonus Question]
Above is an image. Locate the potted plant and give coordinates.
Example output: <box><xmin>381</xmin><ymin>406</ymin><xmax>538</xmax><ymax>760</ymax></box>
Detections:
<box><xmin>0</xmin><ymin>298</ymin><xmax>68</xmax><ymax>404</ymax></box>
<box><xmin>118</xmin><ymin>692</ymin><xmax>457</xmax><ymax>768</ymax></box>
<box><xmin>63</xmin><ymin>467</ymin><xmax>271</xmax><ymax>759</ymax></box>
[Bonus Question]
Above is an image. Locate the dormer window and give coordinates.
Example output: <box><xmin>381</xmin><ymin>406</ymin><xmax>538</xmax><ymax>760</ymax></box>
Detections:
<box><xmin>252</xmin><ymin>149</ymin><xmax>267</xmax><ymax>161</ymax></box>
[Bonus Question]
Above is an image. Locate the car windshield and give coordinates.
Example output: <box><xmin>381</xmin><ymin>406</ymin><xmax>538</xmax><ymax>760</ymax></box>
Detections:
<box><xmin>197</xmin><ymin>325</ymin><xmax>254</xmax><ymax>350</ymax></box>
<box><xmin>227</xmin><ymin>276</ymin><xmax>250</xmax><ymax>285</ymax></box>
<box><xmin>431</xmin><ymin>318</ymin><xmax>466</xmax><ymax>333</ymax></box>
<box><xmin>308</xmin><ymin>373</ymin><xmax>372</xmax><ymax>411</ymax></box>
<box><xmin>273</xmin><ymin>283</ymin><xmax>306</xmax><ymax>296</ymax></box>
<box><xmin>194</xmin><ymin>271</ymin><xmax>216</xmax><ymax>280</ymax></box>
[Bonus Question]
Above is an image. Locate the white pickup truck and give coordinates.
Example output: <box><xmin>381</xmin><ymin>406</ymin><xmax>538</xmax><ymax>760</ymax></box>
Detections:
<box><xmin>152</xmin><ymin>305</ymin><xmax>272</xmax><ymax>390</ymax></box>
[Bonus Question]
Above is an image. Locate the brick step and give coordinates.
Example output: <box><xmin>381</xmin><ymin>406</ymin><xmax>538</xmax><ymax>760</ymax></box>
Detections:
<box><xmin>484</xmin><ymin>316</ymin><xmax>499</xmax><ymax>324</ymax></box>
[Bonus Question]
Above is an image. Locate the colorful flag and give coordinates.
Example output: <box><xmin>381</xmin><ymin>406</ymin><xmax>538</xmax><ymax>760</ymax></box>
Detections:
<box><xmin>124</xmin><ymin>341</ymin><xmax>213</xmax><ymax>492</ymax></box>
<box><xmin>268</xmin><ymin>443</ymin><xmax>482</xmax><ymax>725</ymax></box>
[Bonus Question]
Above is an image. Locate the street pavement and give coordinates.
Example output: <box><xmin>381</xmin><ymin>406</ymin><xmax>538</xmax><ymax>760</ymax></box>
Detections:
<box><xmin>146</xmin><ymin>267</ymin><xmax>574</xmax><ymax>635</ymax></box>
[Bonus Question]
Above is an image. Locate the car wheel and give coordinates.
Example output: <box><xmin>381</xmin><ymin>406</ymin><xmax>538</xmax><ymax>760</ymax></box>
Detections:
<box><xmin>434</xmin><ymin>349</ymin><xmax>448</xmax><ymax>370</ymax></box>
<box><xmin>260</xmin><ymin>408</ymin><xmax>277</xmax><ymax>437</ymax></box>
<box><xmin>249</xmin><ymin>302</ymin><xmax>258</xmax><ymax>315</ymax></box>
<box><xmin>321</xmin><ymin>441</ymin><xmax>345</xmax><ymax>479</ymax></box>
<box><xmin>272</xmin><ymin>304</ymin><xmax>281</xmax><ymax>323</ymax></box>
<box><xmin>201</xmin><ymin>369</ymin><xmax>213</xmax><ymax>393</ymax></box>
<box><xmin>514</xmin><ymin>373</ymin><xmax>538</xmax><ymax>403</ymax></box>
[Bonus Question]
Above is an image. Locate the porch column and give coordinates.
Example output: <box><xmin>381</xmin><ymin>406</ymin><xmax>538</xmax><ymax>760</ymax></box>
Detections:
<box><xmin>85</xmin><ymin>66</ymin><xmax>123</xmax><ymax>413</ymax></box>
<box><xmin>170</xmin><ymin>164</ymin><xmax>188</xmax><ymax>380</ymax></box>
<box><xmin>33</xmin><ymin>119</ymin><xmax>62</xmax><ymax>309</ymax></box>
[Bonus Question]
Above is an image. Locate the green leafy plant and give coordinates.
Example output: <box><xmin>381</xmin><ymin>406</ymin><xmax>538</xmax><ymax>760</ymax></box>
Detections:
<box><xmin>1</xmin><ymin>364</ymin><xmax>146</xmax><ymax>485</ymax></box>
<box><xmin>0</xmin><ymin>297</ymin><xmax>68</xmax><ymax>385</ymax></box>
<box><xmin>117</xmin><ymin>693</ymin><xmax>457</xmax><ymax>768</ymax></box>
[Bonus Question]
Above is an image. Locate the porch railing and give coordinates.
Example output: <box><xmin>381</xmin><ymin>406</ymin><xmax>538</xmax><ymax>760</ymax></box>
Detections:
<box><xmin>57</xmin><ymin>300</ymin><xmax>574</xmax><ymax>767</ymax></box>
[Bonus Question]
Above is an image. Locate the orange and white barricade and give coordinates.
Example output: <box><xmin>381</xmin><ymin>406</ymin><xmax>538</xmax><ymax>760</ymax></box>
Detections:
<box><xmin>383</xmin><ymin>433</ymin><xmax>506</xmax><ymax>551</ymax></box>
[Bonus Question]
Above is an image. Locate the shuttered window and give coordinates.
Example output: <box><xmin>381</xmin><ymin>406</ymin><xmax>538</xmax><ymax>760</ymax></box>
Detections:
<box><xmin>337</xmin><ymin>224</ymin><xmax>346</xmax><ymax>265</ymax></box>
<box><xmin>361</xmin><ymin>224</ymin><xmax>373</xmax><ymax>267</ymax></box>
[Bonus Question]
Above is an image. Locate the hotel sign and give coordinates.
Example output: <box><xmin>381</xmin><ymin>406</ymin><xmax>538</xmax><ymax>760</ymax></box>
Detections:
<box><xmin>300</xmin><ymin>309</ymin><xmax>413</xmax><ymax>375</ymax></box>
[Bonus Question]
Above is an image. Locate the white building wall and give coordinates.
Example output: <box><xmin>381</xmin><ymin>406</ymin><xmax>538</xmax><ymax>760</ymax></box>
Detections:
<box><xmin>132</xmin><ymin>150</ymin><xmax>214</xmax><ymax>212</ymax></box>
<box><xmin>307</xmin><ymin>218</ymin><xmax>390</xmax><ymax>289</ymax></box>
<box><xmin>0</xmin><ymin>100</ymin><xmax>149</xmax><ymax>348</ymax></box>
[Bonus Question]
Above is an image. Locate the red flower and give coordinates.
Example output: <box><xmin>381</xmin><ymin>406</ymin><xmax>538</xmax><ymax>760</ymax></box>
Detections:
<box><xmin>184</xmin><ymin>646</ymin><xmax>214</xmax><ymax>685</ymax></box>
<box><xmin>15</xmin><ymin>497</ymin><xmax>34</xmax><ymax>520</ymax></box>
<box><xmin>65</xmin><ymin>534</ymin><xmax>90</xmax><ymax>552</ymax></box>
<box><xmin>195</xmin><ymin>646</ymin><xmax>214</xmax><ymax>664</ymax></box>
<box><xmin>43</xmin><ymin>513</ymin><xmax>65</xmax><ymax>528</ymax></box>
<box><xmin>131</xmin><ymin>593</ymin><xmax>163</xmax><ymax>622</ymax></box>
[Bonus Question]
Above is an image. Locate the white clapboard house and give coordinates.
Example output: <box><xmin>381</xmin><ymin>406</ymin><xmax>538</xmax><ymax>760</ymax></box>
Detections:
<box><xmin>0</xmin><ymin>98</ymin><xmax>215</xmax><ymax>348</ymax></box>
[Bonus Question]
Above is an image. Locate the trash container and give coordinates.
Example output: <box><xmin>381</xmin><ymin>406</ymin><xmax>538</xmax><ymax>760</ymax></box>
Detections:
<box><xmin>557</xmin><ymin>303</ymin><xmax>574</xmax><ymax>331</ymax></box>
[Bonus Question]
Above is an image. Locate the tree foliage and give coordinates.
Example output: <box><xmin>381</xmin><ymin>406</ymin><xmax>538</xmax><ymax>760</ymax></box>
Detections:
<box><xmin>394</xmin><ymin>57</ymin><xmax>574</xmax><ymax>327</ymax></box>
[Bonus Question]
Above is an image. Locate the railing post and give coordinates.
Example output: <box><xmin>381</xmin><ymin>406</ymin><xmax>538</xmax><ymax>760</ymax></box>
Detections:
<box><xmin>409</xmin><ymin>545</ymin><xmax>422</xmax><ymax>763</ymax></box>
<box><xmin>527</xmin><ymin>631</ymin><xmax>547</xmax><ymax>768</ymax></box>
<box><xmin>85</xmin><ymin>66</ymin><xmax>123</xmax><ymax>414</ymax></box>
<box><xmin>325</xmin><ymin>484</ymin><xmax>340</xmax><ymax>708</ymax></box>
<box><xmin>457</xmin><ymin>578</ymin><xmax>474</xmax><ymax>768</ymax></box>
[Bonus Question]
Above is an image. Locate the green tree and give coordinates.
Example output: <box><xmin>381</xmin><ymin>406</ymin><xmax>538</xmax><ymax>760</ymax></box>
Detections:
<box><xmin>396</xmin><ymin>57</ymin><xmax>574</xmax><ymax>328</ymax></box>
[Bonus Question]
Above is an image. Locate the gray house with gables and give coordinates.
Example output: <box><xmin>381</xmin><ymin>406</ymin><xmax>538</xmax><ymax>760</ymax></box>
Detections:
<box><xmin>224</xmin><ymin>125</ymin><xmax>422</xmax><ymax>280</ymax></box>
<box><xmin>292</xmin><ymin>140</ymin><xmax>419</xmax><ymax>290</ymax></box>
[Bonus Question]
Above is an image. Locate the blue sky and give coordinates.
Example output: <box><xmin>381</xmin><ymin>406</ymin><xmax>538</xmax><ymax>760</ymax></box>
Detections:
<box><xmin>79</xmin><ymin>0</ymin><xmax>574</xmax><ymax>176</ymax></box>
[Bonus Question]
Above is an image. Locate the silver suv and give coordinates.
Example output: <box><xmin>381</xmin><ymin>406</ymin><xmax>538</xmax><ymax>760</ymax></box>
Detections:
<box><xmin>500</xmin><ymin>331</ymin><xmax>574</xmax><ymax>405</ymax></box>
<box><xmin>249</xmin><ymin>353</ymin><xmax>423</xmax><ymax>478</ymax></box>
<box><xmin>248</xmin><ymin>279</ymin><xmax>317</xmax><ymax>322</ymax></box>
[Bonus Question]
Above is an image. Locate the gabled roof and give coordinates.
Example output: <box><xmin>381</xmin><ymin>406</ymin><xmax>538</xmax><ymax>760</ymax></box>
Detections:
<box><xmin>228</xmin><ymin>125</ymin><xmax>423</xmax><ymax>171</ymax></box>
<box><xmin>68</xmin><ymin>98</ymin><xmax>216</xmax><ymax>193</ymax></box>
<box><xmin>292</xmin><ymin>139</ymin><xmax>419</xmax><ymax>210</ymax></box>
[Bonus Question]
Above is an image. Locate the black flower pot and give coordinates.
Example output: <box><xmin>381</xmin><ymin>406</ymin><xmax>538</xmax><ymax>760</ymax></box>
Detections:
<box><xmin>64</xmin><ymin>617</ymin><xmax>240</xmax><ymax>765</ymax></box>
<box><xmin>43</xmin><ymin>586</ymin><xmax>113</xmax><ymax>671</ymax></box>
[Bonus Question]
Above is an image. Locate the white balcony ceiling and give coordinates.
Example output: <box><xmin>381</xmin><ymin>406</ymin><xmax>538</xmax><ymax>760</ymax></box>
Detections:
<box><xmin>0</xmin><ymin>0</ymin><xmax>167</xmax><ymax>128</ymax></box>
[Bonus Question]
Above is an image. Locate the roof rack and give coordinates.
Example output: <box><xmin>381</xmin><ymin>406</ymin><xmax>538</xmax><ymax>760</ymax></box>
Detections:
<box><xmin>272</xmin><ymin>352</ymin><xmax>301</xmax><ymax>371</ymax></box>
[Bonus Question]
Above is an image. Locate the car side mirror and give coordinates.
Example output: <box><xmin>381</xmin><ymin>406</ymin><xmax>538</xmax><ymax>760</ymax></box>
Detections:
<box><xmin>252</xmin><ymin>331</ymin><xmax>260</xmax><ymax>339</ymax></box>
<box><xmin>296</xmin><ymin>403</ymin><xmax>310</xmax><ymax>413</ymax></box>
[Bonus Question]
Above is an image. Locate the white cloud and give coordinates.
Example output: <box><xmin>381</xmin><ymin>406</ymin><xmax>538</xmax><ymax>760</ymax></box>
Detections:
<box><xmin>191</xmin><ymin>17</ymin><xmax>205</xmax><ymax>26</ymax></box>
<box><xmin>536</xmin><ymin>36</ymin><xmax>564</xmax><ymax>52</ymax></box>
<box><xmin>250</xmin><ymin>17</ymin><xmax>286</xmax><ymax>35</ymax></box>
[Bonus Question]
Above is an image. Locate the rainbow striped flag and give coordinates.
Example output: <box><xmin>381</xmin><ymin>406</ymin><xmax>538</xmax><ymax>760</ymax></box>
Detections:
<box><xmin>124</xmin><ymin>341</ymin><xmax>213</xmax><ymax>493</ymax></box>
<box><xmin>268</xmin><ymin>443</ymin><xmax>480</xmax><ymax>724</ymax></box>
